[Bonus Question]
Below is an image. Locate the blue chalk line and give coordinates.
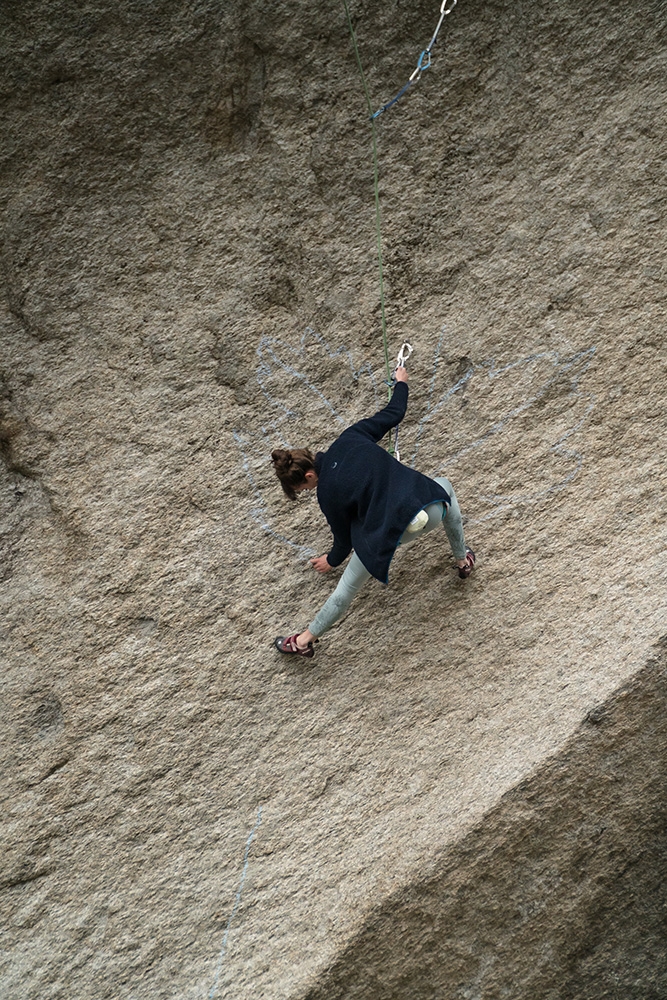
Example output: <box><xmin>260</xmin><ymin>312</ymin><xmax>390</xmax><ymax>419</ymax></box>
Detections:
<box><xmin>233</xmin><ymin>327</ymin><xmax>597</xmax><ymax>551</ymax></box>
<box><xmin>232</xmin><ymin>327</ymin><xmax>381</xmax><ymax>558</ymax></box>
<box><xmin>208</xmin><ymin>806</ymin><xmax>263</xmax><ymax>999</ymax></box>
<box><xmin>233</xmin><ymin>431</ymin><xmax>317</xmax><ymax>558</ymax></box>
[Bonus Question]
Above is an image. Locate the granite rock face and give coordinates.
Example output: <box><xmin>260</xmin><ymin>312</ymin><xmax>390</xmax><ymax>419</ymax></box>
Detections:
<box><xmin>305</xmin><ymin>650</ymin><xmax>667</xmax><ymax>1000</ymax></box>
<box><xmin>1</xmin><ymin>1</ymin><xmax>666</xmax><ymax>998</ymax></box>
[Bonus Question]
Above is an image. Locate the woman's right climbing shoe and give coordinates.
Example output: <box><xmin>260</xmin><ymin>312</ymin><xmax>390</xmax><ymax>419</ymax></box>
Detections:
<box><xmin>458</xmin><ymin>548</ymin><xmax>476</xmax><ymax>579</ymax></box>
<box><xmin>274</xmin><ymin>634</ymin><xmax>316</xmax><ymax>658</ymax></box>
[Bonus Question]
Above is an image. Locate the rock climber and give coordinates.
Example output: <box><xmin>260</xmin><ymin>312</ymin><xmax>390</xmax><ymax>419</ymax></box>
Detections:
<box><xmin>271</xmin><ymin>366</ymin><xmax>475</xmax><ymax>658</ymax></box>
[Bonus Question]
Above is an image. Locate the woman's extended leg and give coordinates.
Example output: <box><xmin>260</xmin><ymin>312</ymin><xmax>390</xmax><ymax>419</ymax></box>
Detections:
<box><xmin>299</xmin><ymin>552</ymin><xmax>372</xmax><ymax>642</ymax></box>
<box><xmin>294</xmin><ymin>506</ymin><xmax>443</xmax><ymax>649</ymax></box>
<box><xmin>291</xmin><ymin>481</ymin><xmax>470</xmax><ymax>651</ymax></box>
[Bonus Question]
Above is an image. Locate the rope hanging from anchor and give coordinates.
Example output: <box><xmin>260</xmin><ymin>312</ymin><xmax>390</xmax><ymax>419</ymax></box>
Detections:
<box><xmin>343</xmin><ymin>2</ymin><xmax>460</xmax><ymax>455</ymax></box>
<box><xmin>343</xmin><ymin>0</ymin><xmax>392</xmax><ymax>395</ymax></box>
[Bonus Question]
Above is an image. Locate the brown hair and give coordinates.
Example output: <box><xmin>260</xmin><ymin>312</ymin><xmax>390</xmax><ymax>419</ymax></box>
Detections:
<box><xmin>271</xmin><ymin>448</ymin><xmax>315</xmax><ymax>500</ymax></box>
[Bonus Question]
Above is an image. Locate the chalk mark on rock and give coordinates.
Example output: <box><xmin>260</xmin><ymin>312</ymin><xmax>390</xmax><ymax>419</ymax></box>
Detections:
<box><xmin>232</xmin><ymin>327</ymin><xmax>381</xmax><ymax>558</ymax></box>
<box><xmin>411</xmin><ymin>338</ymin><xmax>597</xmax><ymax>522</ymax></box>
<box><xmin>233</xmin><ymin>431</ymin><xmax>317</xmax><ymax>558</ymax></box>
<box><xmin>233</xmin><ymin>328</ymin><xmax>596</xmax><ymax>551</ymax></box>
<box><xmin>208</xmin><ymin>806</ymin><xmax>263</xmax><ymax>999</ymax></box>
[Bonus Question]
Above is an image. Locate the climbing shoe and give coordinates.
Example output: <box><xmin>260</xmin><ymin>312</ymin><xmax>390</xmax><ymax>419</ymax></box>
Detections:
<box><xmin>458</xmin><ymin>548</ymin><xmax>476</xmax><ymax>579</ymax></box>
<box><xmin>274</xmin><ymin>634</ymin><xmax>316</xmax><ymax>658</ymax></box>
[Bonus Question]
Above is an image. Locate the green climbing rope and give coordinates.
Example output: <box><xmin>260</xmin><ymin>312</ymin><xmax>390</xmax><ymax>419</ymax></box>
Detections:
<box><xmin>343</xmin><ymin>0</ymin><xmax>393</xmax><ymax>398</ymax></box>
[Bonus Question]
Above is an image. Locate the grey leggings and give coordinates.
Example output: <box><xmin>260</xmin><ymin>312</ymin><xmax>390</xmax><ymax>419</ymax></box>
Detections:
<box><xmin>308</xmin><ymin>477</ymin><xmax>466</xmax><ymax>637</ymax></box>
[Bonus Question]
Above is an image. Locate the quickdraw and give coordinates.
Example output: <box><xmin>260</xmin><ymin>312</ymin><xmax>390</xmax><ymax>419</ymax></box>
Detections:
<box><xmin>390</xmin><ymin>342</ymin><xmax>414</xmax><ymax>461</ymax></box>
<box><xmin>396</xmin><ymin>341</ymin><xmax>414</xmax><ymax>370</ymax></box>
<box><xmin>372</xmin><ymin>0</ymin><xmax>459</xmax><ymax>120</ymax></box>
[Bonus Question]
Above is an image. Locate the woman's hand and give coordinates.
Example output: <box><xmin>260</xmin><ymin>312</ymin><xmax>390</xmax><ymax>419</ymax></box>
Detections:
<box><xmin>310</xmin><ymin>555</ymin><xmax>332</xmax><ymax>573</ymax></box>
<box><xmin>394</xmin><ymin>366</ymin><xmax>408</xmax><ymax>383</ymax></box>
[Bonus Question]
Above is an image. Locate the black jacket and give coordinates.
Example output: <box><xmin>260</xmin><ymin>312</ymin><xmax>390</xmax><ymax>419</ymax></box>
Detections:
<box><xmin>314</xmin><ymin>382</ymin><xmax>450</xmax><ymax>583</ymax></box>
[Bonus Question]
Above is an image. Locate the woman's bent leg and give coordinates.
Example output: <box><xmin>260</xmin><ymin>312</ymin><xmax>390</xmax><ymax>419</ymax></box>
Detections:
<box><xmin>308</xmin><ymin>553</ymin><xmax>372</xmax><ymax>637</ymax></box>
<box><xmin>434</xmin><ymin>476</ymin><xmax>467</xmax><ymax>560</ymax></box>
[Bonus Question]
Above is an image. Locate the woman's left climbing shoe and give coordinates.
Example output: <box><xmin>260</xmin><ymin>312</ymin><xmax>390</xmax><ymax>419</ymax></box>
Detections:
<box><xmin>458</xmin><ymin>548</ymin><xmax>476</xmax><ymax>579</ymax></box>
<box><xmin>274</xmin><ymin>634</ymin><xmax>316</xmax><ymax>658</ymax></box>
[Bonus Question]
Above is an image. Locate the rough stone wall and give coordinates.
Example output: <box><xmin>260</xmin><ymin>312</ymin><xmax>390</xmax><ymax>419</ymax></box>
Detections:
<box><xmin>305</xmin><ymin>645</ymin><xmax>667</xmax><ymax>1000</ymax></box>
<box><xmin>1</xmin><ymin>1</ymin><xmax>666</xmax><ymax>998</ymax></box>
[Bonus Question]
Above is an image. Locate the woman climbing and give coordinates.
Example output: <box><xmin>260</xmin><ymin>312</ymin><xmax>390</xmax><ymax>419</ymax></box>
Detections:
<box><xmin>271</xmin><ymin>366</ymin><xmax>475</xmax><ymax>658</ymax></box>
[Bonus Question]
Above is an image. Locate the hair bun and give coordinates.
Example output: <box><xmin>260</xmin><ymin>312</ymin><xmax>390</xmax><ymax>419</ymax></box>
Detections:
<box><xmin>271</xmin><ymin>449</ymin><xmax>292</xmax><ymax>474</ymax></box>
<box><xmin>271</xmin><ymin>447</ymin><xmax>315</xmax><ymax>500</ymax></box>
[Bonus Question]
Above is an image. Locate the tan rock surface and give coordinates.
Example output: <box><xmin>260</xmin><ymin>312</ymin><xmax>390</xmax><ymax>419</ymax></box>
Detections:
<box><xmin>1</xmin><ymin>1</ymin><xmax>665</xmax><ymax>998</ymax></box>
